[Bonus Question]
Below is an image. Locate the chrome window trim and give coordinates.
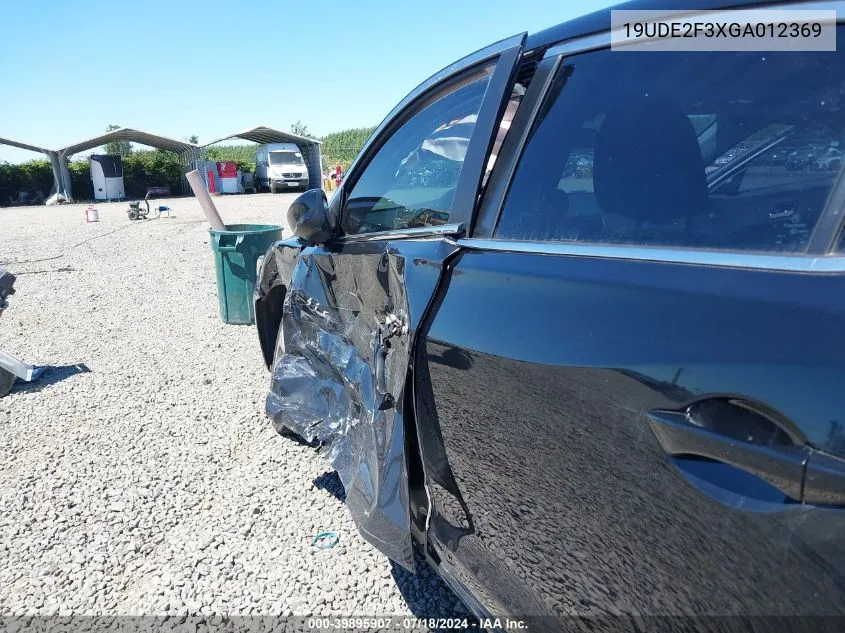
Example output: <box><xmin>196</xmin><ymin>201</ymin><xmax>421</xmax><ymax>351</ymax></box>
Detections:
<box><xmin>543</xmin><ymin>1</ymin><xmax>845</xmax><ymax>59</ymax></box>
<box><xmin>544</xmin><ymin>31</ymin><xmax>609</xmax><ymax>58</ymax></box>
<box><xmin>458</xmin><ymin>238</ymin><xmax>845</xmax><ymax>273</ymax></box>
<box><xmin>337</xmin><ymin>223</ymin><xmax>465</xmax><ymax>243</ymax></box>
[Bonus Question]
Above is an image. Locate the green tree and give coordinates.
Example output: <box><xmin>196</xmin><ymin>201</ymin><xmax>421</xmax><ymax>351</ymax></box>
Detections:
<box><xmin>104</xmin><ymin>124</ymin><xmax>132</xmax><ymax>156</ymax></box>
<box><xmin>290</xmin><ymin>120</ymin><xmax>312</xmax><ymax>138</ymax></box>
<box><xmin>203</xmin><ymin>145</ymin><xmax>257</xmax><ymax>174</ymax></box>
<box><xmin>320</xmin><ymin>125</ymin><xmax>377</xmax><ymax>170</ymax></box>
<box><xmin>187</xmin><ymin>134</ymin><xmax>199</xmax><ymax>144</ymax></box>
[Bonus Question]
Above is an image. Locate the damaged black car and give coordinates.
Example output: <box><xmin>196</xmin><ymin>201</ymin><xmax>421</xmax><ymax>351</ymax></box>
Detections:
<box><xmin>255</xmin><ymin>0</ymin><xmax>845</xmax><ymax>627</ymax></box>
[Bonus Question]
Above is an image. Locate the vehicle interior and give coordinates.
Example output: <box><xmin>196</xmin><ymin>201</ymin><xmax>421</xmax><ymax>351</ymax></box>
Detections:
<box><xmin>342</xmin><ymin>73</ymin><xmax>492</xmax><ymax>234</ymax></box>
<box><xmin>498</xmin><ymin>38</ymin><xmax>845</xmax><ymax>252</ymax></box>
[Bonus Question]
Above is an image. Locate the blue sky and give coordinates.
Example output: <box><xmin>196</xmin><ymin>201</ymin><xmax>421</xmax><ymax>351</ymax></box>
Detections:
<box><xmin>0</xmin><ymin>0</ymin><xmax>616</xmax><ymax>163</ymax></box>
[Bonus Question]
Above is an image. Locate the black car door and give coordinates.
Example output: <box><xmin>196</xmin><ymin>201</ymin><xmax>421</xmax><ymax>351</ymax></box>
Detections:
<box><xmin>264</xmin><ymin>34</ymin><xmax>525</xmax><ymax>569</ymax></box>
<box><xmin>412</xmin><ymin>27</ymin><xmax>845</xmax><ymax>626</ymax></box>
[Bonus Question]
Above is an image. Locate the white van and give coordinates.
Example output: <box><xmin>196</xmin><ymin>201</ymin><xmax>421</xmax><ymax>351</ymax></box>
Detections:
<box><xmin>255</xmin><ymin>143</ymin><xmax>310</xmax><ymax>193</ymax></box>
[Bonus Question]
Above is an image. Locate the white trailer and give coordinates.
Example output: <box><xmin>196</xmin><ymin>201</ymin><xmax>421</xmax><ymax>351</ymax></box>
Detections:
<box><xmin>90</xmin><ymin>155</ymin><xmax>125</xmax><ymax>200</ymax></box>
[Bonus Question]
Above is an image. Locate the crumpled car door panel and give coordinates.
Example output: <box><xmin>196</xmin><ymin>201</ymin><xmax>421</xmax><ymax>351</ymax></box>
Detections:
<box><xmin>266</xmin><ymin>238</ymin><xmax>459</xmax><ymax>568</ymax></box>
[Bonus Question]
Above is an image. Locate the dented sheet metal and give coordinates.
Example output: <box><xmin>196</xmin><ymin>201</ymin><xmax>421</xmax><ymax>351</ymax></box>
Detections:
<box><xmin>266</xmin><ymin>238</ymin><xmax>458</xmax><ymax>569</ymax></box>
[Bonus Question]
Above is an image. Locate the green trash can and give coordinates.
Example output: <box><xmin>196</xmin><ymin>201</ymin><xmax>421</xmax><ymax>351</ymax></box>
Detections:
<box><xmin>209</xmin><ymin>224</ymin><xmax>285</xmax><ymax>325</ymax></box>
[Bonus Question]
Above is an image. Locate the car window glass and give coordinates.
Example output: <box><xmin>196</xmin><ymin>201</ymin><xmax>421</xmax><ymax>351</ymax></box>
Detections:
<box><xmin>343</xmin><ymin>72</ymin><xmax>491</xmax><ymax>235</ymax></box>
<box><xmin>701</xmin><ymin>123</ymin><xmax>841</xmax><ymax>196</ymax></box>
<box><xmin>495</xmin><ymin>39</ymin><xmax>845</xmax><ymax>253</ymax></box>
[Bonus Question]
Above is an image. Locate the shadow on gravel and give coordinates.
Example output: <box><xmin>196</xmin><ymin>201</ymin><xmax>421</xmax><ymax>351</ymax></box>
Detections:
<box><xmin>313</xmin><ymin>469</ymin><xmax>475</xmax><ymax>628</ymax></box>
<box><xmin>278</xmin><ymin>427</ymin><xmax>320</xmax><ymax>448</ymax></box>
<box><xmin>391</xmin><ymin>550</ymin><xmax>477</xmax><ymax>628</ymax></box>
<box><xmin>313</xmin><ymin>470</ymin><xmax>346</xmax><ymax>502</ymax></box>
<box><xmin>15</xmin><ymin>363</ymin><xmax>91</xmax><ymax>394</ymax></box>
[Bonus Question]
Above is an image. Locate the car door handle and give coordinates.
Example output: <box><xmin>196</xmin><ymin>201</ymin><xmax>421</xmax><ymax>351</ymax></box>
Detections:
<box><xmin>647</xmin><ymin>408</ymin><xmax>810</xmax><ymax>510</ymax></box>
<box><xmin>769</xmin><ymin>199</ymin><xmax>798</xmax><ymax>219</ymax></box>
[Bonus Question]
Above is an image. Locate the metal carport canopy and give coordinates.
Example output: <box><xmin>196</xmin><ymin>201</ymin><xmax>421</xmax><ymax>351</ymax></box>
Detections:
<box><xmin>0</xmin><ymin>136</ymin><xmax>65</xmax><ymax>201</ymax></box>
<box><xmin>201</xmin><ymin>126</ymin><xmax>323</xmax><ymax>187</ymax></box>
<box><xmin>51</xmin><ymin>127</ymin><xmax>199</xmax><ymax>199</ymax></box>
<box><xmin>0</xmin><ymin>136</ymin><xmax>50</xmax><ymax>154</ymax></box>
<box><xmin>57</xmin><ymin>127</ymin><xmax>197</xmax><ymax>156</ymax></box>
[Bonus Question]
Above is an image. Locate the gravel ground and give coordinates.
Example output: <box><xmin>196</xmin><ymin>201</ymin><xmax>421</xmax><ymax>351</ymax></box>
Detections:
<box><xmin>0</xmin><ymin>194</ymin><xmax>467</xmax><ymax>623</ymax></box>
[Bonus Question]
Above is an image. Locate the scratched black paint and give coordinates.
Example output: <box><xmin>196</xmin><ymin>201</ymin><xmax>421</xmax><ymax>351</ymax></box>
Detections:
<box><xmin>418</xmin><ymin>249</ymin><xmax>845</xmax><ymax>622</ymax></box>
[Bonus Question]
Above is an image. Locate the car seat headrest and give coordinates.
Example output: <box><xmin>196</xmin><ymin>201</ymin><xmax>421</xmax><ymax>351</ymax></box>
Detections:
<box><xmin>594</xmin><ymin>97</ymin><xmax>707</xmax><ymax>224</ymax></box>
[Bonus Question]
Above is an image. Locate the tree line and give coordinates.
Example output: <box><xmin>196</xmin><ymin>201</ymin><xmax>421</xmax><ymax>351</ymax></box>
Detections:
<box><xmin>1</xmin><ymin>122</ymin><xmax>376</xmax><ymax>205</ymax></box>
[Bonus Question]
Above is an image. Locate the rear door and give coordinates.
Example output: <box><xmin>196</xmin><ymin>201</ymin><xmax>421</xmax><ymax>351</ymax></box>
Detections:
<box><xmin>414</xmin><ymin>22</ymin><xmax>845</xmax><ymax>624</ymax></box>
<box><xmin>265</xmin><ymin>34</ymin><xmax>525</xmax><ymax>569</ymax></box>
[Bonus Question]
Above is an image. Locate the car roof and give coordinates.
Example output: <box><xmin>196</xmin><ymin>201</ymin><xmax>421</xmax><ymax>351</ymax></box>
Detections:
<box><xmin>525</xmin><ymin>0</ymin><xmax>802</xmax><ymax>52</ymax></box>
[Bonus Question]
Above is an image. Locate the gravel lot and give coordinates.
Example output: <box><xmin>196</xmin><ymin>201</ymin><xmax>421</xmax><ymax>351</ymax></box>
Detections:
<box><xmin>0</xmin><ymin>194</ymin><xmax>467</xmax><ymax>622</ymax></box>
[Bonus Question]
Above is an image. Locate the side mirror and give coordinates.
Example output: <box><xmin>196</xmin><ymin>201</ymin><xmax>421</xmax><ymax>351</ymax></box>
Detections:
<box><xmin>287</xmin><ymin>189</ymin><xmax>336</xmax><ymax>244</ymax></box>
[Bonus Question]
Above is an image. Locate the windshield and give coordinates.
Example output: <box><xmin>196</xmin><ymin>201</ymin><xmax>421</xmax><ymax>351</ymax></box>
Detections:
<box><xmin>269</xmin><ymin>151</ymin><xmax>303</xmax><ymax>165</ymax></box>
